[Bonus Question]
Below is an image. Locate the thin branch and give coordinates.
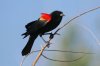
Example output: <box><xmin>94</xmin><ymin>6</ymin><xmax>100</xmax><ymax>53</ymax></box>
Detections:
<box><xmin>42</xmin><ymin>54</ymin><xmax>85</xmax><ymax>62</ymax></box>
<box><xmin>32</xmin><ymin>39</ymin><xmax>52</xmax><ymax>66</ymax></box>
<box><xmin>54</xmin><ymin>6</ymin><xmax>100</xmax><ymax>34</ymax></box>
<box><xmin>79</xmin><ymin>24</ymin><xmax>100</xmax><ymax>46</ymax></box>
<box><xmin>20</xmin><ymin>55</ymin><xmax>28</xmax><ymax>66</ymax></box>
<box><xmin>36</xmin><ymin>50</ymin><xmax>95</xmax><ymax>62</ymax></box>
<box><xmin>20</xmin><ymin>50</ymin><xmax>95</xmax><ymax>66</ymax></box>
<box><xmin>31</xmin><ymin>50</ymin><xmax>95</xmax><ymax>54</ymax></box>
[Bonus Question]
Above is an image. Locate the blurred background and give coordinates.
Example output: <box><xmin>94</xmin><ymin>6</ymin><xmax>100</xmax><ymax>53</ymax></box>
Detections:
<box><xmin>0</xmin><ymin>0</ymin><xmax>100</xmax><ymax>66</ymax></box>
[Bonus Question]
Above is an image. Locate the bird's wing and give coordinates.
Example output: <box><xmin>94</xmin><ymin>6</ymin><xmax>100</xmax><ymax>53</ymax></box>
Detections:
<box><xmin>25</xmin><ymin>21</ymin><xmax>36</xmax><ymax>29</ymax></box>
<box><xmin>26</xmin><ymin>20</ymin><xmax>47</xmax><ymax>33</ymax></box>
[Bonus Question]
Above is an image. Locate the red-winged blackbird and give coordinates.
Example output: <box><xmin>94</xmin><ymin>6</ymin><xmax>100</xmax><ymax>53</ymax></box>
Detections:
<box><xmin>22</xmin><ymin>11</ymin><xmax>64</xmax><ymax>56</ymax></box>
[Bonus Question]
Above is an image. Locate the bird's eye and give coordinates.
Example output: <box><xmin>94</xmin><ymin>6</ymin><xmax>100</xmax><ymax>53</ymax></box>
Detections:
<box><xmin>60</xmin><ymin>13</ymin><xmax>65</xmax><ymax>16</ymax></box>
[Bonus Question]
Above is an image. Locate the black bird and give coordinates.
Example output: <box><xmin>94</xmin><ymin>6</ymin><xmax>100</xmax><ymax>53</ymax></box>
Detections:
<box><xmin>22</xmin><ymin>11</ymin><xmax>64</xmax><ymax>56</ymax></box>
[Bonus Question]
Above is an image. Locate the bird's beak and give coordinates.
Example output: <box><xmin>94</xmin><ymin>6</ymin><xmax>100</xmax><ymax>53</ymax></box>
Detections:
<box><xmin>60</xmin><ymin>13</ymin><xmax>65</xmax><ymax>16</ymax></box>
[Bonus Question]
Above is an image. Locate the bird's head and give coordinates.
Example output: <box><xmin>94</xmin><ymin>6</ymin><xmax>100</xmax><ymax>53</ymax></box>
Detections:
<box><xmin>50</xmin><ymin>11</ymin><xmax>65</xmax><ymax>18</ymax></box>
<box><xmin>39</xmin><ymin>13</ymin><xmax>51</xmax><ymax>22</ymax></box>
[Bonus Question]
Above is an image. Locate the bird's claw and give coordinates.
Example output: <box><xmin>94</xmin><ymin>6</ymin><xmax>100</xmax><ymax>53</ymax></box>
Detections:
<box><xmin>49</xmin><ymin>33</ymin><xmax>54</xmax><ymax>39</ymax></box>
<box><xmin>45</xmin><ymin>41</ymin><xmax>52</xmax><ymax>48</ymax></box>
<box><xmin>49</xmin><ymin>32</ymin><xmax>60</xmax><ymax>39</ymax></box>
<box><xmin>47</xmin><ymin>44</ymin><xmax>50</xmax><ymax>48</ymax></box>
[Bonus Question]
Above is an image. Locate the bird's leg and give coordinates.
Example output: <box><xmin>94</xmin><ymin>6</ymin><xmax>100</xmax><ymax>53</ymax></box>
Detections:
<box><xmin>40</xmin><ymin>34</ymin><xmax>52</xmax><ymax>48</ymax></box>
<box><xmin>41</xmin><ymin>36</ymin><xmax>47</xmax><ymax>43</ymax></box>
<box><xmin>40</xmin><ymin>32</ymin><xmax>54</xmax><ymax>39</ymax></box>
<box><xmin>40</xmin><ymin>34</ymin><xmax>47</xmax><ymax>43</ymax></box>
<box><xmin>48</xmin><ymin>32</ymin><xmax>60</xmax><ymax>39</ymax></box>
<box><xmin>40</xmin><ymin>32</ymin><xmax>60</xmax><ymax>39</ymax></box>
<box><xmin>49</xmin><ymin>32</ymin><xmax>61</xmax><ymax>40</ymax></box>
<box><xmin>40</xmin><ymin>31</ymin><xmax>60</xmax><ymax>47</ymax></box>
<box><xmin>49</xmin><ymin>33</ymin><xmax>54</xmax><ymax>39</ymax></box>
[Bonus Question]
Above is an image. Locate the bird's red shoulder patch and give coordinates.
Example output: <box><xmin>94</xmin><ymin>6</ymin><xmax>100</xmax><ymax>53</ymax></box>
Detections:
<box><xmin>40</xmin><ymin>13</ymin><xmax>51</xmax><ymax>22</ymax></box>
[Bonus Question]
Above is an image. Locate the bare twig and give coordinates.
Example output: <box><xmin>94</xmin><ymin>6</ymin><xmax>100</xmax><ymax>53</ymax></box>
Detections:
<box><xmin>35</xmin><ymin>50</ymin><xmax>95</xmax><ymax>62</ymax></box>
<box><xmin>54</xmin><ymin>6</ymin><xmax>100</xmax><ymax>34</ymax></box>
<box><xmin>79</xmin><ymin>24</ymin><xmax>100</xmax><ymax>46</ymax></box>
<box><xmin>32</xmin><ymin>39</ymin><xmax>52</xmax><ymax>66</ymax></box>
<box><xmin>42</xmin><ymin>54</ymin><xmax>85</xmax><ymax>62</ymax></box>
<box><xmin>31</xmin><ymin>50</ymin><xmax>95</xmax><ymax>54</ymax></box>
<box><xmin>20</xmin><ymin>55</ymin><xmax>28</xmax><ymax>66</ymax></box>
<box><xmin>20</xmin><ymin>50</ymin><xmax>95</xmax><ymax>66</ymax></box>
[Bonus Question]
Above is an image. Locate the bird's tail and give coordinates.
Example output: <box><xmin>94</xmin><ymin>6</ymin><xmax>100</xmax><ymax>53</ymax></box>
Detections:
<box><xmin>22</xmin><ymin>34</ymin><xmax>38</xmax><ymax>56</ymax></box>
